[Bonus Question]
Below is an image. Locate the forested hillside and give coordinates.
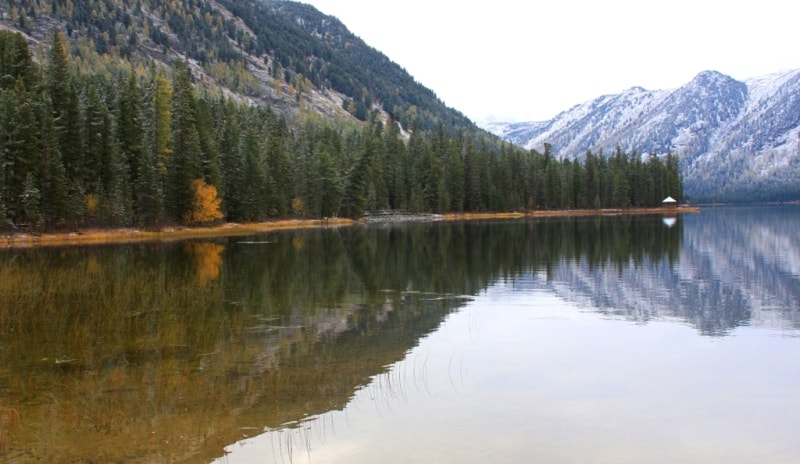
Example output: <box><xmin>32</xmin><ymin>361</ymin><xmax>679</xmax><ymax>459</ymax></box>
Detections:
<box><xmin>0</xmin><ymin>2</ymin><xmax>682</xmax><ymax>231</ymax></box>
<box><xmin>0</xmin><ymin>0</ymin><xmax>476</xmax><ymax>135</ymax></box>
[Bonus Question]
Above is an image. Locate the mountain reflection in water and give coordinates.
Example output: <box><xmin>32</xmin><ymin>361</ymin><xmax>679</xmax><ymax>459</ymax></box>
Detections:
<box><xmin>537</xmin><ymin>206</ymin><xmax>800</xmax><ymax>335</ymax></box>
<box><xmin>1</xmin><ymin>206</ymin><xmax>799</xmax><ymax>463</ymax></box>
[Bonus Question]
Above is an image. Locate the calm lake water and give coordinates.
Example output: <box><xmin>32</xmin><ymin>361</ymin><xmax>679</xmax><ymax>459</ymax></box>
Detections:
<box><xmin>1</xmin><ymin>206</ymin><xmax>799</xmax><ymax>463</ymax></box>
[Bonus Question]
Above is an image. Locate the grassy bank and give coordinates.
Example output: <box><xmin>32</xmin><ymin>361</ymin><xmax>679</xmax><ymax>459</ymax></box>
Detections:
<box><xmin>1</xmin><ymin>218</ymin><xmax>355</xmax><ymax>249</ymax></box>
<box><xmin>1</xmin><ymin>207</ymin><xmax>699</xmax><ymax>249</ymax></box>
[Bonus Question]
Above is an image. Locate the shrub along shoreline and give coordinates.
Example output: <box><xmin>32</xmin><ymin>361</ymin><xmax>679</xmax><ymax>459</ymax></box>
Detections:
<box><xmin>1</xmin><ymin>207</ymin><xmax>699</xmax><ymax>249</ymax></box>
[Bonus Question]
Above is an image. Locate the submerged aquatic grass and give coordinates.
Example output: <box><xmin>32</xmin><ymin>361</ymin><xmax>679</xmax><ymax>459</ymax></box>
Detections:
<box><xmin>0</xmin><ymin>232</ymin><xmax>467</xmax><ymax>462</ymax></box>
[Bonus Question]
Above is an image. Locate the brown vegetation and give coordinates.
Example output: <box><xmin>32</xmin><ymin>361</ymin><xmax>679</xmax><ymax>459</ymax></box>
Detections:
<box><xmin>1</xmin><ymin>218</ymin><xmax>354</xmax><ymax>248</ymax></box>
<box><xmin>1</xmin><ymin>207</ymin><xmax>699</xmax><ymax>249</ymax></box>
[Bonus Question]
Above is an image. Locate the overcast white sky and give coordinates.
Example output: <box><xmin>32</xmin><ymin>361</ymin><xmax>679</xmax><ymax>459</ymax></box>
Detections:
<box><xmin>301</xmin><ymin>0</ymin><xmax>799</xmax><ymax>125</ymax></box>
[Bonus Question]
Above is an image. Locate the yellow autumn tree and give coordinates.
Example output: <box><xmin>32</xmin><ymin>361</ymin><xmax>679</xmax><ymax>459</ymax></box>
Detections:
<box><xmin>183</xmin><ymin>178</ymin><xmax>223</xmax><ymax>225</ymax></box>
<box><xmin>291</xmin><ymin>197</ymin><xmax>305</xmax><ymax>216</ymax></box>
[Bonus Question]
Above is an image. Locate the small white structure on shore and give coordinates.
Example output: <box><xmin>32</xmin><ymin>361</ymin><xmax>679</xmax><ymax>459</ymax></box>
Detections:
<box><xmin>662</xmin><ymin>196</ymin><xmax>677</xmax><ymax>208</ymax></box>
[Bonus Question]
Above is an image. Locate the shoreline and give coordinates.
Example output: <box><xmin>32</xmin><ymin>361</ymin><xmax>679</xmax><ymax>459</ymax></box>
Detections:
<box><xmin>1</xmin><ymin>207</ymin><xmax>699</xmax><ymax>249</ymax></box>
<box><xmin>443</xmin><ymin>206</ymin><xmax>700</xmax><ymax>221</ymax></box>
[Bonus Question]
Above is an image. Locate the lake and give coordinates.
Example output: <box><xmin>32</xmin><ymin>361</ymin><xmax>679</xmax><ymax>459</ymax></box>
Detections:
<box><xmin>1</xmin><ymin>206</ymin><xmax>799</xmax><ymax>463</ymax></box>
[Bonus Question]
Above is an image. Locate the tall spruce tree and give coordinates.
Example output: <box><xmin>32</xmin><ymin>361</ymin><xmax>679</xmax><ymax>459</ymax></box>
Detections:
<box><xmin>166</xmin><ymin>61</ymin><xmax>203</xmax><ymax>222</ymax></box>
<box><xmin>1</xmin><ymin>78</ymin><xmax>39</xmax><ymax>224</ymax></box>
<box><xmin>36</xmin><ymin>95</ymin><xmax>69</xmax><ymax>227</ymax></box>
<box><xmin>116</xmin><ymin>71</ymin><xmax>142</xmax><ymax>223</ymax></box>
<box><xmin>138</xmin><ymin>65</ymin><xmax>166</xmax><ymax>225</ymax></box>
<box><xmin>219</xmin><ymin>99</ymin><xmax>246</xmax><ymax>220</ymax></box>
<box><xmin>0</xmin><ymin>31</ymin><xmax>36</xmax><ymax>91</ymax></box>
<box><xmin>45</xmin><ymin>31</ymin><xmax>84</xmax><ymax>212</ymax></box>
<box><xmin>381</xmin><ymin>116</ymin><xmax>407</xmax><ymax>210</ymax></box>
<box><xmin>194</xmin><ymin>96</ymin><xmax>222</xmax><ymax>188</ymax></box>
<box><xmin>261</xmin><ymin>108</ymin><xmax>292</xmax><ymax>216</ymax></box>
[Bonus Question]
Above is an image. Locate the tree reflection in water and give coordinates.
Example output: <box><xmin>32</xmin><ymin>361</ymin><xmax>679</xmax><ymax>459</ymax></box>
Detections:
<box><xmin>2</xmin><ymin>208</ymin><xmax>799</xmax><ymax>462</ymax></box>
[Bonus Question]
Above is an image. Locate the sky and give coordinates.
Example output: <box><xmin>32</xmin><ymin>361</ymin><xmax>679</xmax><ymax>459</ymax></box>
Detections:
<box><xmin>301</xmin><ymin>0</ymin><xmax>800</xmax><ymax>125</ymax></box>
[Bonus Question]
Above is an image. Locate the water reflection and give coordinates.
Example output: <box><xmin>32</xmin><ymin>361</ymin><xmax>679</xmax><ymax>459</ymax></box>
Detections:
<box><xmin>184</xmin><ymin>242</ymin><xmax>225</xmax><ymax>285</ymax></box>
<box><xmin>1</xmin><ymin>207</ymin><xmax>799</xmax><ymax>462</ymax></box>
<box><xmin>0</xmin><ymin>229</ymin><xmax>478</xmax><ymax>463</ymax></box>
<box><xmin>531</xmin><ymin>206</ymin><xmax>800</xmax><ymax>335</ymax></box>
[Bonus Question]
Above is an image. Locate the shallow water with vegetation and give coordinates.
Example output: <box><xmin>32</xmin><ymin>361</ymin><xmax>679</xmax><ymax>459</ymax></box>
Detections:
<box><xmin>1</xmin><ymin>206</ymin><xmax>799</xmax><ymax>463</ymax></box>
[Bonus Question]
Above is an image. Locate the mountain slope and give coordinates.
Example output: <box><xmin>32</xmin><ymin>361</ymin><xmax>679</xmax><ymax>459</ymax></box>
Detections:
<box><xmin>252</xmin><ymin>1</ymin><xmax>476</xmax><ymax>133</ymax></box>
<box><xmin>487</xmin><ymin>70</ymin><xmax>800</xmax><ymax>202</ymax></box>
<box><xmin>0</xmin><ymin>0</ymin><xmax>481</xmax><ymax>136</ymax></box>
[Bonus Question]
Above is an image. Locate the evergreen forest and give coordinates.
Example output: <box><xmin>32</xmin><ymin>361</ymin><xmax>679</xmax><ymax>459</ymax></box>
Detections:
<box><xmin>0</xmin><ymin>30</ymin><xmax>682</xmax><ymax>231</ymax></box>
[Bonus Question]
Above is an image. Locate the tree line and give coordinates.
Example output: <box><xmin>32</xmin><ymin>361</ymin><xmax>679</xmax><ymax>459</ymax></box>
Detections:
<box><xmin>0</xmin><ymin>31</ymin><xmax>682</xmax><ymax>231</ymax></box>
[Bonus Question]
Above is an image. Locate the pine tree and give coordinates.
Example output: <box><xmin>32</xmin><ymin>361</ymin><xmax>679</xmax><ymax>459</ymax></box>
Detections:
<box><xmin>36</xmin><ymin>96</ymin><xmax>69</xmax><ymax>227</ymax></box>
<box><xmin>609</xmin><ymin>147</ymin><xmax>631</xmax><ymax>208</ymax></box>
<box><xmin>291</xmin><ymin>127</ymin><xmax>316</xmax><ymax>217</ymax></box>
<box><xmin>1</xmin><ymin>78</ymin><xmax>39</xmax><ymax>224</ymax></box>
<box><xmin>153</xmin><ymin>66</ymin><xmax>172</xmax><ymax>175</ymax></box>
<box><xmin>21</xmin><ymin>172</ymin><xmax>41</xmax><ymax>225</ymax></box>
<box><xmin>194</xmin><ymin>96</ymin><xmax>222</xmax><ymax>188</ymax></box>
<box><xmin>665</xmin><ymin>153</ymin><xmax>682</xmax><ymax>202</ymax></box>
<box><xmin>365</xmin><ymin>121</ymin><xmax>389</xmax><ymax>211</ymax></box>
<box><xmin>45</xmin><ymin>31</ymin><xmax>84</xmax><ymax>192</ymax></box>
<box><xmin>261</xmin><ymin>108</ymin><xmax>292</xmax><ymax>216</ymax></box>
<box><xmin>405</xmin><ymin>122</ymin><xmax>428</xmax><ymax>213</ymax></box>
<box><xmin>463</xmin><ymin>137</ymin><xmax>482</xmax><ymax>212</ymax></box>
<box><xmin>447</xmin><ymin>134</ymin><xmax>465</xmax><ymax>212</ymax></box>
<box><xmin>571</xmin><ymin>159</ymin><xmax>585</xmax><ymax>209</ymax></box>
<box><xmin>611</xmin><ymin>170</ymin><xmax>630</xmax><ymax>208</ymax></box>
<box><xmin>219</xmin><ymin>99</ymin><xmax>246</xmax><ymax>220</ymax></box>
<box><xmin>559</xmin><ymin>159</ymin><xmax>573</xmax><ymax>209</ymax></box>
<box><xmin>166</xmin><ymin>61</ymin><xmax>203</xmax><ymax>222</ymax></box>
<box><xmin>81</xmin><ymin>80</ymin><xmax>114</xmax><ymax>197</ymax></box>
<box><xmin>646</xmin><ymin>154</ymin><xmax>665</xmax><ymax>207</ymax></box>
<box><xmin>342</xmin><ymin>140</ymin><xmax>371</xmax><ymax>218</ymax></box>
<box><xmin>0</xmin><ymin>31</ymin><xmax>38</xmax><ymax>227</ymax></box>
<box><xmin>317</xmin><ymin>142</ymin><xmax>344</xmax><ymax>217</ymax></box>
<box><xmin>116</xmin><ymin>71</ymin><xmax>141</xmax><ymax>222</ymax></box>
<box><xmin>138</xmin><ymin>65</ymin><xmax>166</xmax><ymax>225</ymax></box>
<box><xmin>0</xmin><ymin>30</ymin><xmax>36</xmax><ymax>91</ymax></box>
<box><xmin>584</xmin><ymin>151</ymin><xmax>601</xmax><ymax>209</ymax></box>
<box><xmin>240</xmin><ymin>118</ymin><xmax>266</xmax><ymax>220</ymax></box>
<box><xmin>381</xmin><ymin>116</ymin><xmax>406</xmax><ymax>210</ymax></box>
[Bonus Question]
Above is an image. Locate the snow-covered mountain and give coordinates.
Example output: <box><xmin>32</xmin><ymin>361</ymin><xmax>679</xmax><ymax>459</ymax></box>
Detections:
<box><xmin>486</xmin><ymin>70</ymin><xmax>800</xmax><ymax>202</ymax></box>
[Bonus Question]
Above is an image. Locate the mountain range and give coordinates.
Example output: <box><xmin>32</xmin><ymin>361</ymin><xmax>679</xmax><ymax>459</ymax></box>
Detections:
<box><xmin>486</xmin><ymin>70</ymin><xmax>800</xmax><ymax>202</ymax></box>
<box><xmin>2</xmin><ymin>0</ymin><xmax>797</xmax><ymax>203</ymax></box>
